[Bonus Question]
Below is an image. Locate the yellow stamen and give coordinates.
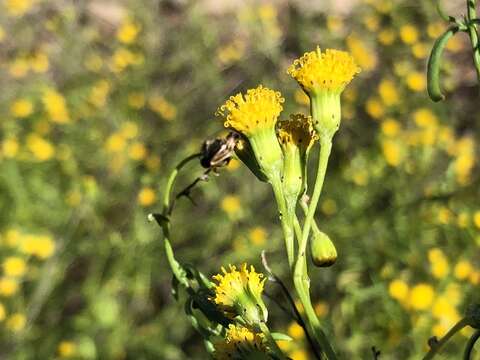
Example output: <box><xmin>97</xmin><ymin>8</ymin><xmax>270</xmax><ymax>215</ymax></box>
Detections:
<box><xmin>287</xmin><ymin>47</ymin><xmax>361</xmax><ymax>94</ymax></box>
<box><xmin>216</xmin><ymin>85</ymin><xmax>284</xmax><ymax>136</ymax></box>
<box><xmin>277</xmin><ymin>113</ymin><xmax>317</xmax><ymax>152</ymax></box>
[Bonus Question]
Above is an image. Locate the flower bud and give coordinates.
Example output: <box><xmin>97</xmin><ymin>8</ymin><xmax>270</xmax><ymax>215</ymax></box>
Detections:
<box><xmin>310</xmin><ymin>231</ymin><xmax>337</xmax><ymax>267</ymax></box>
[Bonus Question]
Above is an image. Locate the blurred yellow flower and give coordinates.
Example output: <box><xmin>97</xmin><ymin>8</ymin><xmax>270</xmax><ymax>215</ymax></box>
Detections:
<box><xmin>412</xmin><ymin>43</ymin><xmax>429</xmax><ymax>59</ymax></box>
<box><xmin>454</xmin><ymin>260</ymin><xmax>473</xmax><ymax>280</ymax></box>
<box><xmin>58</xmin><ymin>341</ymin><xmax>76</xmax><ymax>358</ymax></box>
<box><xmin>217</xmin><ymin>40</ymin><xmax>246</xmax><ymax>65</ymax></box>
<box><xmin>26</xmin><ymin>134</ymin><xmax>55</xmax><ymax>161</ymax></box>
<box><xmin>145</xmin><ymin>155</ymin><xmax>161</xmax><ymax>171</ymax></box>
<box><xmin>0</xmin><ymin>303</ymin><xmax>5</xmax><ymax>321</ymax></box>
<box><xmin>432</xmin><ymin>296</ymin><xmax>458</xmax><ymax>320</ymax></box>
<box><xmin>5</xmin><ymin>0</ymin><xmax>34</xmax><ymax>16</ymax></box>
<box><xmin>0</xmin><ymin>277</ymin><xmax>19</xmax><ymax>296</ymax></box>
<box><xmin>9</xmin><ymin>58</ymin><xmax>29</xmax><ymax>78</ymax></box>
<box><xmin>2</xmin><ymin>137</ymin><xmax>19</xmax><ymax>158</ymax></box>
<box><xmin>378</xmin><ymin>79</ymin><xmax>399</xmax><ymax>106</ymax></box>
<box><xmin>3</xmin><ymin>257</ymin><xmax>26</xmax><ymax>277</ymax></box>
<box><xmin>117</xmin><ymin>20</ymin><xmax>141</xmax><ymax>44</ymax></box>
<box><xmin>105</xmin><ymin>133</ymin><xmax>126</xmax><ymax>153</ymax></box>
<box><xmin>437</xmin><ymin>207</ymin><xmax>452</xmax><ymax>225</ymax></box>
<box><xmin>42</xmin><ymin>89</ymin><xmax>70</xmax><ymax>123</ymax></box>
<box><xmin>6</xmin><ymin>313</ymin><xmax>26</xmax><ymax>332</ymax></box>
<box><xmin>363</xmin><ymin>14</ymin><xmax>380</xmax><ymax>32</ymax></box>
<box><xmin>89</xmin><ymin>80</ymin><xmax>110</xmax><ymax>108</ymax></box>
<box><xmin>378</xmin><ymin>29</ymin><xmax>396</xmax><ymax>45</ymax></box>
<box><xmin>30</xmin><ymin>52</ymin><xmax>49</xmax><ymax>73</ymax></box>
<box><xmin>456</xmin><ymin>212</ymin><xmax>470</xmax><ymax>228</ymax></box>
<box><xmin>149</xmin><ymin>95</ymin><xmax>177</xmax><ymax>121</ymax></box>
<box><xmin>20</xmin><ymin>235</ymin><xmax>55</xmax><ymax>259</ymax></box>
<box><xmin>409</xmin><ymin>283</ymin><xmax>434</xmax><ymax>310</ymax></box>
<box><xmin>381</xmin><ymin>118</ymin><xmax>401</xmax><ymax>137</ymax></box>
<box><xmin>365</xmin><ymin>97</ymin><xmax>385</xmax><ymax>119</ymax></box>
<box><xmin>289</xmin><ymin>349</ymin><xmax>308</xmax><ymax>360</ymax></box>
<box><xmin>428</xmin><ymin>248</ymin><xmax>449</xmax><ymax>279</ymax></box>
<box><xmin>128</xmin><ymin>142</ymin><xmax>147</xmax><ymax>160</ymax></box>
<box><xmin>473</xmin><ymin>211</ymin><xmax>480</xmax><ymax>228</ymax></box>
<box><xmin>413</xmin><ymin>109</ymin><xmax>438</xmax><ymax>128</ymax></box>
<box><xmin>399</xmin><ymin>24</ymin><xmax>419</xmax><ymax>44</ymax></box>
<box><xmin>249</xmin><ymin>226</ymin><xmax>266</xmax><ymax>246</ymax></box>
<box><xmin>321</xmin><ymin>198</ymin><xmax>337</xmax><ymax>215</ymax></box>
<box><xmin>0</xmin><ymin>26</ymin><xmax>5</xmax><ymax>42</ymax></box>
<box><xmin>120</xmin><ymin>121</ymin><xmax>139</xmax><ymax>139</ymax></box>
<box><xmin>382</xmin><ymin>139</ymin><xmax>404</xmax><ymax>167</ymax></box>
<box><xmin>220</xmin><ymin>195</ymin><xmax>241</xmax><ymax>216</ymax></box>
<box><xmin>5</xmin><ymin>229</ymin><xmax>21</xmax><ymax>247</ymax></box>
<box><xmin>314</xmin><ymin>301</ymin><xmax>329</xmax><ymax>317</ymax></box>
<box><xmin>287</xmin><ymin>322</ymin><xmax>304</xmax><ymax>339</ymax></box>
<box><xmin>138</xmin><ymin>187</ymin><xmax>156</xmax><ymax>207</ymax></box>
<box><xmin>406</xmin><ymin>72</ymin><xmax>426</xmax><ymax>92</ymax></box>
<box><xmin>127</xmin><ymin>92</ymin><xmax>145</xmax><ymax>109</ymax></box>
<box><xmin>10</xmin><ymin>98</ymin><xmax>33</xmax><ymax>118</ymax></box>
<box><xmin>427</xmin><ymin>22</ymin><xmax>444</xmax><ymax>39</ymax></box>
<box><xmin>347</xmin><ymin>34</ymin><xmax>377</xmax><ymax>71</ymax></box>
<box><xmin>326</xmin><ymin>16</ymin><xmax>343</xmax><ymax>32</ymax></box>
<box><xmin>84</xmin><ymin>53</ymin><xmax>103</xmax><ymax>72</ymax></box>
<box><xmin>388</xmin><ymin>279</ymin><xmax>409</xmax><ymax>303</ymax></box>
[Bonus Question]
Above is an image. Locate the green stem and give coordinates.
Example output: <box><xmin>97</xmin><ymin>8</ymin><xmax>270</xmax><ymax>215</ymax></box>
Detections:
<box><xmin>467</xmin><ymin>0</ymin><xmax>480</xmax><ymax>84</ymax></box>
<box><xmin>423</xmin><ymin>318</ymin><xmax>470</xmax><ymax>360</ymax></box>
<box><xmin>292</xmin><ymin>137</ymin><xmax>336</xmax><ymax>360</ymax></box>
<box><xmin>259</xmin><ymin>322</ymin><xmax>288</xmax><ymax>360</ymax></box>
<box><xmin>271</xmin><ymin>175</ymin><xmax>295</xmax><ymax>271</ymax></box>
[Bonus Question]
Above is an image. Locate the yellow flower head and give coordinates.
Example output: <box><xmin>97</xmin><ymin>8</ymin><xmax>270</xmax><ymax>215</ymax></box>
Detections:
<box><xmin>216</xmin><ymin>85</ymin><xmax>284</xmax><ymax>137</ymax></box>
<box><xmin>287</xmin><ymin>47</ymin><xmax>360</xmax><ymax>95</ymax></box>
<box><xmin>212</xmin><ymin>264</ymin><xmax>267</xmax><ymax>325</ymax></box>
<box><xmin>214</xmin><ymin>324</ymin><xmax>267</xmax><ymax>360</ymax></box>
<box><xmin>277</xmin><ymin>113</ymin><xmax>317</xmax><ymax>153</ymax></box>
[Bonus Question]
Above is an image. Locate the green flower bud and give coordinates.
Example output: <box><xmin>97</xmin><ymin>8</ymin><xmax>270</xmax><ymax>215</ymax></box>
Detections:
<box><xmin>310</xmin><ymin>231</ymin><xmax>337</xmax><ymax>267</ymax></box>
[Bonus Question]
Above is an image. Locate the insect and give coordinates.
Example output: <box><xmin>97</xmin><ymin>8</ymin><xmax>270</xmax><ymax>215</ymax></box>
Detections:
<box><xmin>200</xmin><ymin>132</ymin><xmax>239</xmax><ymax>171</ymax></box>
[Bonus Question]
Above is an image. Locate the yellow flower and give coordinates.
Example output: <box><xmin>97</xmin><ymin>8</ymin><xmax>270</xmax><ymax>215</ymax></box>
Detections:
<box><xmin>287</xmin><ymin>322</ymin><xmax>304</xmax><ymax>339</ymax></box>
<box><xmin>473</xmin><ymin>211</ymin><xmax>480</xmax><ymax>228</ymax></box>
<box><xmin>414</xmin><ymin>109</ymin><xmax>438</xmax><ymax>128</ymax></box>
<box><xmin>128</xmin><ymin>142</ymin><xmax>147</xmax><ymax>160</ymax></box>
<box><xmin>412</xmin><ymin>43</ymin><xmax>429</xmax><ymax>59</ymax></box>
<box><xmin>127</xmin><ymin>92</ymin><xmax>145</xmax><ymax>109</ymax></box>
<box><xmin>138</xmin><ymin>187</ymin><xmax>156</xmax><ymax>207</ymax></box>
<box><xmin>409</xmin><ymin>283</ymin><xmax>434</xmax><ymax>310</ymax></box>
<box><xmin>6</xmin><ymin>313</ymin><xmax>26</xmax><ymax>332</ymax></box>
<box><xmin>428</xmin><ymin>248</ymin><xmax>449</xmax><ymax>279</ymax></box>
<box><xmin>5</xmin><ymin>0</ymin><xmax>34</xmax><ymax>16</ymax></box>
<box><xmin>42</xmin><ymin>89</ymin><xmax>70</xmax><ymax>123</ymax></box>
<box><xmin>10</xmin><ymin>99</ymin><xmax>33</xmax><ymax>118</ymax></box>
<box><xmin>3</xmin><ymin>257</ymin><xmax>26</xmax><ymax>277</ymax></box>
<box><xmin>0</xmin><ymin>302</ymin><xmax>5</xmax><ymax>321</ymax></box>
<box><xmin>249</xmin><ymin>227</ymin><xmax>267</xmax><ymax>246</ymax></box>
<box><xmin>2</xmin><ymin>137</ymin><xmax>19</xmax><ymax>158</ymax></box>
<box><xmin>287</xmin><ymin>47</ymin><xmax>360</xmax><ymax>95</ymax></box>
<box><xmin>406</xmin><ymin>72</ymin><xmax>426</xmax><ymax>92</ymax></box>
<box><xmin>0</xmin><ymin>277</ymin><xmax>19</xmax><ymax>296</ymax></box>
<box><xmin>400</xmin><ymin>24</ymin><xmax>419</xmax><ymax>44</ymax></box>
<box><xmin>432</xmin><ymin>296</ymin><xmax>458</xmax><ymax>320</ymax></box>
<box><xmin>381</xmin><ymin>139</ymin><xmax>404</xmax><ymax>167</ymax></box>
<box><xmin>365</xmin><ymin>97</ymin><xmax>385</xmax><ymax>119</ymax></box>
<box><xmin>149</xmin><ymin>95</ymin><xmax>177</xmax><ymax>121</ymax></box>
<box><xmin>378</xmin><ymin>79</ymin><xmax>399</xmax><ymax>106</ymax></box>
<box><xmin>454</xmin><ymin>260</ymin><xmax>473</xmax><ymax>280</ymax></box>
<box><xmin>58</xmin><ymin>341</ymin><xmax>76</xmax><ymax>358</ymax></box>
<box><xmin>19</xmin><ymin>235</ymin><xmax>55</xmax><ymax>259</ymax></box>
<box><xmin>212</xmin><ymin>264</ymin><xmax>267</xmax><ymax>325</ymax></box>
<box><xmin>9</xmin><ymin>58</ymin><xmax>29</xmax><ymax>78</ymax></box>
<box><xmin>213</xmin><ymin>324</ymin><xmax>266</xmax><ymax>360</ymax></box>
<box><xmin>30</xmin><ymin>51</ymin><xmax>49</xmax><ymax>73</ymax></box>
<box><xmin>26</xmin><ymin>134</ymin><xmax>55</xmax><ymax>161</ymax></box>
<box><xmin>378</xmin><ymin>29</ymin><xmax>396</xmax><ymax>45</ymax></box>
<box><xmin>381</xmin><ymin>118</ymin><xmax>401</xmax><ymax>137</ymax></box>
<box><xmin>290</xmin><ymin>350</ymin><xmax>308</xmax><ymax>360</ymax></box>
<box><xmin>120</xmin><ymin>121</ymin><xmax>139</xmax><ymax>139</ymax></box>
<box><xmin>221</xmin><ymin>195</ymin><xmax>241</xmax><ymax>216</ymax></box>
<box><xmin>388</xmin><ymin>279</ymin><xmax>409</xmax><ymax>303</ymax></box>
<box><xmin>217</xmin><ymin>85</ymin><xmax>284</xmax><ymax>137</ymax></box>
<box><xmin>117</xmin><ymin>20</ymin><xmax>141</xmax><ymax>44</ymax></box>
<box><xmin>105</xmin><ymin>133</ymin><xmax>126</xmax><ymax>153</ymax></box>
<box><xmin>89</xmin><ymin>80</ymin><xmax>110</xmax><ymax>108</ymax></box>
<box><xmin>457</xmin><ymin>212</ymin><xmax>470</xmax><ymax>228</ymax></box>
<box><xmin>347</xmin><ymin>35</ymin><xmax>377</xmax><ymax>71</ymax></box>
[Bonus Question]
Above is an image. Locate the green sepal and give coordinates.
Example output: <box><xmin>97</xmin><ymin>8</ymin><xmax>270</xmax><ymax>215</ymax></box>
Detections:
<box><xmin>234</xmin><ymin>135</ymin><xmax>269</xmax><ymax>182</ymax></box>
<box><xmin>270</xmin><ymin>332</ymin><xmax>293</xmax><ymax>342</ymax></box>
<box><xmin>427</xmin><ymin>27</ymin><xmax>458</xmax><ymax>102</ymax></box>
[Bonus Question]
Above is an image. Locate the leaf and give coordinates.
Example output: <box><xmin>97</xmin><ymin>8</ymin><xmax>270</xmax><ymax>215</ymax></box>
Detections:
<box><xmin>270</xmin><ymin>332</ymin><xmax>293</xmax><ymax>342</ymax></box>
<box><xmin>427</xmin><ymin>27</ymin><xmax>458</xmax><ymax>102</ymax></box>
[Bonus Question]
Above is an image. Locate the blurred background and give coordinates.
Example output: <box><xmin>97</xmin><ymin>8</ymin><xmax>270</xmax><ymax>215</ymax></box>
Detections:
<box><xmin>1</xmin><ymin>0</ymin><xmax>479</xmax><ymax>358</ymax></box>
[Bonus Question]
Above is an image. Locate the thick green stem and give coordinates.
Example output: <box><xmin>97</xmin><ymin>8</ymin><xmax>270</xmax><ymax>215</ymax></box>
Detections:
<box><xmin>271</xmin><ymin>175</ymin><xmax>295</xmax><ymax>271</ymax></box>
<box><xmin>467</xmin><ymin>0</ymin><xmax>480</xmax><ymax>83</ymax></box>
<box><xmin>423</xmin><ymin>318</ymin><xmax>470</xmax><ymax>360</ymax></box>
<box><xmin>292</xmin><ymin>137</ymin><xmax>336</xmax><ymax>360</ymax></box>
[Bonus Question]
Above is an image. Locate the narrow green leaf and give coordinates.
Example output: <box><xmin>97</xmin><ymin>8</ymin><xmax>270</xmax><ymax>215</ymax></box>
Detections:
<box><xmin>427</xmin><ymin>27</ymin><xmax>458</xmax><ymax>102</ymax></box>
